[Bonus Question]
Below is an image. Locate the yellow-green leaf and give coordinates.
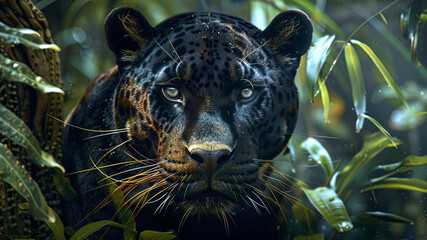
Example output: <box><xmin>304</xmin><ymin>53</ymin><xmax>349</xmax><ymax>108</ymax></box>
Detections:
<box><xmin>301</xmin><ymin>186</ymin><xmax>353</xmax><ymax>233</ymax></box>
<box><xmin>301</xmin><ymin>137</ymin><xmax>333</xmax><ymax>178</ymax></box>
<box><xmin>0</xmin><ymin>22</ymin><xmax>60</xmax><ymax>51</ymax></box>
<box><xmin>0</xmin><ymin>105</ymin><xmax>64</xmax><ymax>172</ymax></box>
<box><xmin>354</xmin><ymin>211</ymin><xmax>413</xmax><ymax>224</ymax></box>
<box><xmin>350</xmin><ymin>39</ymin><xmax>427</xmax><ymax>114</ymax></box>
<box><xmin>0</xmin><ymin>54</ymin><xmax>64</xmax><ymax>94</ymax></box>
<box><xmin>52</xmin><ymin>168</ymin><xmax>77</xmax><ymax>201</ymax></box>
<box><xmin>70</xmin><ymin>220</ymin><xmax>135</xmax><ymax>240</ymax></box>
<box><xmin>292</xmin><ymin>203</ymin><xmax>318</xmax><ymax>233</ymax></box>
<box><xmin>306</xmin><ymin>35</ymin><xmax>335</xmax><ymax>102</ymax></box>
<box><xmin>139</xmin><ymin>230</ymin><xmax>177</xmax><ymax>240</ymax></box>
<box><xmin>0</xmin><ymin>143</ymin><xmax>54</xmax><ymax>222</ymax></box>
<box><xmin>360</xmin><ymin>114</ymin><xmax>397</xmax><ymax>148</ymax></box>
<box><xmin>294</xmin><ymin>234</ymin><xmax>324</xmax><ymax>240</ymax></box>
<box><xmin>319</xmin><ymin>80</ymin><xmax>330</xmax><ymax>122</ymax></box>
<box><xmin>20</xmin><ymin>202</ymin><xmax>66</xmax><ymax>240</ymax></box>
<box><xmin>361</xmin><ymin>178</ymin><xmax>427</xmax><ymax>193</ymax></box>
<box><xmin>379</xmin><ymin>12</ymin><xmax>388</xmax><ymax>25</ymax></box>
<box><xmin>373</xmin><ymin>154</ymin><xmax>427</xmax><ymax>172</ymax></box>
<box><xmin>344</xmin><ymin>42</ymin><xmax>366</xmax><ymax>133</ymax></box>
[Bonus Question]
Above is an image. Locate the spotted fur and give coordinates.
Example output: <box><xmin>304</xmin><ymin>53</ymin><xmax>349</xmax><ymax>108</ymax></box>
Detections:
<box><xmin>64</xmin><ymin>7</ymin><xmax>312</xmax><ymax>240</ymax></box>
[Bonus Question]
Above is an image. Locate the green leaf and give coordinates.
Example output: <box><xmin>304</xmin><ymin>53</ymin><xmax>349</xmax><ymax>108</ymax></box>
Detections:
<box><xmin>300</xmin><ymin>138</ymin><xmax>333</xmax><ymax>178</ymax></box>
<box><xmin>344</xmin><ymin>42</ymin><xmax>366</xmax><ymax>133</ymax></box>
<box><xmin>107</xmin><ymin>180</ymin><xmax>136</xmax><ymax>240</ymax></box>
<box><xmin>0</xmin><ymin>22</ymin><xmax>60</xmax><ymax>51</ymax></box>
<box><xmin>0</xmin><ymin>143</ymin><xmax>54</xmax><ymax>222</ymax></box>
<box><xmin>306</xmin><ymin>35</ymin><xmax>335</xmax><ymax>102</ymax></box>
<box><xmin>293</xmin><ymin>234</ymin><xmax>324</xmax><ymax>240</ymax></box>
<box><xmin>372</xmin><ymin>154</ymin><xmax>427</xmax><ymax>172</ymax></box>
<box><xmin>361</xmin><ymin>178</ymin><xmax>427</xmax><ymax>193</ymax></box>
<box><xmin>139</xmin><ymin>230</ymin><xmax>176</xmax><ymax>240</ymax></box>
<box><xmin>354</xmin><ymin>212</ymin><xmax>413</xmax><ymax>224</ymax></box>
<box><xmin>0</xmin><ymin>54</ymin><xmax>64</xmax><ymax>94</ymax></box>
<box><xmin>301</xmin><ymin>187</ymin><xmax>353</xmax><ymax>232</ymax></box>
<box><xmin>52</xmin><ymin>168</ymin><xmax>77</xmax><ymax>201</ymax></box>
<box><xmin>19</xmin><ymin>202</ymin><xmax>66</xmax><ymax>240</ymax></box>
<box><xmin>360</xmin><ymin>114</ymin><xmax>397</xmax><ymax>148</ymax></box>
<box><xmin>379</xmin><ymin>12</ymin><xmax>388</xmax><ymax>25</ymax></box>
<box><xmin>335</xmin><ymin>132</ymin><xmax>396</xmax><ymax>196</ymax></box>
<box><xmin>319</xmin><ymin>80</ymin><xmax>330</xmax><ymax>122</ymax></box>
<box><xmin>0</xmin><ymin>105</ymin><xmax>64</xmax><ymax>172</ymax></box>
<box><xmin>350</xmin><ymin>40</ymin><xmax>427</xmax><ymax>114</ymax></box>
<box><xmin>70</xmin><ymin>220</ymin><xmax>135</xmax><ymax>240</ymax></box>
<box><xmin>292</xmin><ymin>203</ymin><xmax>318</xmax><ymax>233</ymax></box>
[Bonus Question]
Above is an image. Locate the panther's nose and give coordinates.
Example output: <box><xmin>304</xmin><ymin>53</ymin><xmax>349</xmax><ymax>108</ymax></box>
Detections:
<box><xmin>186</xmin><ymin>142</ymin><xmax>233</xmax><ymax>171</ymax></box>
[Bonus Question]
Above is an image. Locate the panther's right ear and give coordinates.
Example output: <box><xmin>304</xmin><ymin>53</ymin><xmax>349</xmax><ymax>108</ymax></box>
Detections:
<box><xmin>105</xmin><ymin>7</ymin><xmax>156</xmax><ymax>62</ymax></box>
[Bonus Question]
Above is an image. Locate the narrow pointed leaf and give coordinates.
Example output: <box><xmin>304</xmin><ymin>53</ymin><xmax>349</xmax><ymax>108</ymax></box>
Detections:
<box><xmin>306</xmin><ymin>35</ymin><xmax>335</xmax><ymax>102</ymax></box>
<box><xmin>294</xmin><ymin>234</ymin><xmax>324</xmax><ymax>240</ymax></box>
<box><xmin>350</xmin><ymin>40</ymin><xmax>427</xmax><ymax>114</ymax></box>
<box><xmin>301</xmin><ymin>186</ymin><xmax>353</xmax><ymax>232</ymax></box>
<box><xmin>361</xmin><ymin>178</ymin><xmax>427</xmax><ymax>193</ymax></box>
<box><xmin>344</xmin><ymin>42</ymin><xmax>366</xmax><ymax>133</ymax></box>
<box><xmin>20</xmin><ymin>202</ymin><xmax>66</xmax><ymax>240</ymax></box>
<box><xmin>70</xmin><ymin>220</ymin><xmax>135</xmax><ymax>240</ymax></box>
<box><xmin>372</xmin><ymin>154</ymin><xmax>427</xmax><ymax>172</ymax></box>
<box><xmin>0</xmin><ymin>143</ymin><xmax>54</xmax><ymax>222</ymax></box>
<box><xmin>354</xmin><ymin>211</ymin><xmax>413</xmax><ymax>224</ymax></box>
<box><xmin>0</xmin><ymin>105</ymin><xmax>64</xmax><ymax>172</ymax></box>
<box><xmin>379</xmin><ymin>12</ymin><xmax>388</xmax><ymax>25</ymax></box>
<box><xmin>52</xmin><ymin>168</ymin><xmax>77</xmax><ymax>201</ymax></box>
<box><xmin>319</xmin><ymin>80</ymin><xmax>330</xmax><ymax>122</ymax></box>
<box><xmin>0</xmin><ymin>22</ymin><xmax>60</xmax><ymax>51</ymax></box>
<box><xmin>301</xmin><ymin>138</ymin><xmax>333</xmax><ymax>178</ymax></box>
<box><xmin>292</xmin><ymin>203</ymin><xmax>318</xmax><ymax>233</ymax></box>
<box><xmin>360</xmin><ymin>114</ymin><xmax>397</xmax><ymax>148</ymax></box>
<box><xmin>336</xmin><ymin>132</ymin><xmax>397</xmax><ymax>196</ymax></box>
<box><xmin>0</xmin><ymin>54</ymin><xmax>64</xmax><ymax>94</ymax></box>
<box><xmin>139</xmin><ymin>230</ymin><xmax>177</xmax><ymax>240</ymax></box>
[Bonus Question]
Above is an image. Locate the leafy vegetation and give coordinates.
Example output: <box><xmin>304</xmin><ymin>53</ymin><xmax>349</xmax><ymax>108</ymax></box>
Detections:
<box><xmin>1</xmin><ymin>0</ymin><xmax>426</xmax><ymax>239</ymax></box>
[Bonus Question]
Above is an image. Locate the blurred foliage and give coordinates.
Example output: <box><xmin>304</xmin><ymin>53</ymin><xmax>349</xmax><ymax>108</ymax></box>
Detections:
<box><xmin>0</xmin><ymin>0</ymin><xmax>425</xmax><ymax>239</ymax></box>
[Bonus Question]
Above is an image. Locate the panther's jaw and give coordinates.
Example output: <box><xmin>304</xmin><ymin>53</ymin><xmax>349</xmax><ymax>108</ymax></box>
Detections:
<box><xmin>179</xmin><ymin>189</ymin><xmax>240</xmax><ymax>215</ymax></box>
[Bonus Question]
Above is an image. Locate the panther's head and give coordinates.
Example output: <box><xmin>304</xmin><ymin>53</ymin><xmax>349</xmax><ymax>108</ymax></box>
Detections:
<box><xmin>105</xmin><ymin>7</ymin><xmax>312</xmax><ymax>216</ymax></box>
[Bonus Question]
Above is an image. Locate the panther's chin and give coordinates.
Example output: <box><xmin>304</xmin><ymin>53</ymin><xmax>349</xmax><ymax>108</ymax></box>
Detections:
<box><xmin>179</xmin><ymin>190</ymin><xmax>239</xmax><ymax>215</ymax></box>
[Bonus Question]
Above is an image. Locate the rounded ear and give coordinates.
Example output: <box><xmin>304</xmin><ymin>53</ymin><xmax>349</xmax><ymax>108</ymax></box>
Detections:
<box><xmin>261</xmin><ymin>10</ymin><xmax>313</xmax><ymax>58</ymax></box>
<box><xmin>104</xmin><ymin>7</ymin><xmax>156</xmax><ymax>62</ymax></box>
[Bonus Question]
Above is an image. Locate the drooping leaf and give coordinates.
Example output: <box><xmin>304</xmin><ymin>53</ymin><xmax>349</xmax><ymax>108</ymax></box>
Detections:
<box><xmin>344</xmin><ymin>42</ymin><xmax>366</xmax><ymax>133</ymax></box>
<box><xmin>19</xmin><ymin>202</ymin><xmax>66</xmax><ymax>240</ymax></box>
<box><xmin>354</xmin><ymin>212</ymin><xmax>413</xmax><ymax>224</ymax></box>
<box><xmin>360</xmin><ymin>114</ymin><xmax>397</xmax><ymax>148</ymax></box>
<box><xmin>0</xmin><ymin>143</ymin><xmax>54</xmax><ymax>222</ymax></box>
<box><xmin>335</xmin><ymin>132</ymin><xmax>397</xmax><ymax>196</ymax></box>
<box><xmin>292</xmin><ymin>203</ymin><xmax>318</xmax><ymax>234</ymax></box>
<box><xmin>0</xmin><ymin>54</ymin><xmax>64</xmax><ymax>94</ymax></box>
<box><xmin>301</xmin><ymin>186</ymin><xmax>353</xmax><ymax>233</ymax></box>
<box><xmin>372</xmin><ymin>154</ymin><xmax>427</xmax><ymax>172</ymax></box>
<box><xmin>293</xmin><ymin>234</ymin><xmax>324</xmax><ymax>240</ymax></box>
<box><xmin>107</xmin><ymin>180</ymin><xmax>136</xmax><ymax>240</ymax></box>
<box><xmin>52</xmin><ymin>168</ymin><xmax>77</xmax><ymax>201</ymax></box>
<box><xmin>0</xmin><ymin>22</ymin><xmax>60</xmax><ymax>51</ymax></box>
<box><xmin>361</xmin><ymin>178</ymin><xmax>427</xmax><ymax>193</ymax></box>
<box><xmin>70</xmin><ymin>220</ymin><xmax>135</xmax><ymax>240</ymax></box>
<box><xmin>0</xmin><ymin>105</ymin><xmax>64</xmax><ymax>172</ymax></box>
<box><xmin>350</xmin><ymin>40</ymin><xmax>427</xmax><ymax>114</ymax></box>
<box><xmin>319</xmin><ymin>80</ymin><xmax>330</xmax><ymax>122</ymax></box>
<box><xmin>139</xmin><ymin>230</ymin><xmax>176</xmax><ymax>240</ymax></box>
<box><xmin>366</xmin><ymin>168</ymin><xmax>411</xmax><ymax>187</ymax></box>
<box><xmin>301</xmin><ymin>138</ymin><xmax>333</xmax><ymax>178</ymax></box>
<box><xmin>306</xmin><ymin>35</ymin><xmax>335</xmax><ymax>102</ymax></box>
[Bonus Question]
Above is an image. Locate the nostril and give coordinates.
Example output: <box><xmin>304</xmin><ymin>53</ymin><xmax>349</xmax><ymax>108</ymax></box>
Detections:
<box><xmin>217</xmin><ymin>151</ymin><xmax>233</xmax><ymax>165</ymax></box>
<box><xmin>185</xmin><ymin>147</ymin><xmax>204</xmax><ymax>164</ymax></box>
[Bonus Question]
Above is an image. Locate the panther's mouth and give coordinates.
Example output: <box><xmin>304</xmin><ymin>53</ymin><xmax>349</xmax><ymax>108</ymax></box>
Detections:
<box><xmin>180</xmin><ymin>189</ymin><xmax>239</xmax><ymax>214</ymax></box>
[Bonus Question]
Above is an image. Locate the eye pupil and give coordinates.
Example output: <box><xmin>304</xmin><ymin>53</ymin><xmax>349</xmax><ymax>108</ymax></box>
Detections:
<box><xmin>241</xmin><ymin>88</ymin><xmax>253</xmax><ymax>98</ymax></box>
<box><xmin>166</xmin><ymin>87</ymin><xmax>179</xmax><ymax>98</ymax></box>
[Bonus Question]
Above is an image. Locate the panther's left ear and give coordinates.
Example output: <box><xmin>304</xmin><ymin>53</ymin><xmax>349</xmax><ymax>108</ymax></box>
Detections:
<box><xmin>261</xmin><ymin>10</ymin><xmax>313</xmax><ymax>58</ymax></box>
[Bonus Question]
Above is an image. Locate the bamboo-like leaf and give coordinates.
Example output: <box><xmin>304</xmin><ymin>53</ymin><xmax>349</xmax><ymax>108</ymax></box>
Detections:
<box><xmin>379</xmin><ymin>12</ymin><xmax>388</xmax><ymax>25</ymax></box>
<box><xmin>19</xmin><ymin>202</ymin><xmax>66</xmax><ymax>240</ymax></box>
<box><xmin>293</xmin><ymin>234</ymin><xmax>324</xmax><ymax>240</ymax></box>
<box><xmin>0</xmin><ymin>105</ymin><xmax>64</xmax><ymax>172</ymax></box>
<box><xmin>354</xmin><ymin>212</ymin><xmax>413</xmax><ymax>224</ymax></box>
<box><xmin>70</xmin><ymin>220</ymin><xmax>135</xmax><ymax>240</ymax></box>
<box><xmin>301</xmin><ymin>186</ymin><xmax>353</xmax><ymax>232</ymax></box>
<box><xmin>361</xmin><ymin>178</ymin><xmax>427</xmax><ymax>193</ymax></box>
<box><xmin>107</xmin><ymin>180</ymin><xmax>136</xmax><ymax>240</ymax></box>
<box><xmin>360</xmin><ymin>114</ymin><xmax>397</xmax><ymax>148</ymax></box>
<box><xmin>52</xmin><ymin>168</ymin><xmax>77</xmax><ymax>201</ymax></box>
<box><xmin>350</xmin><ymin>40</ymin><xmax>427</xmax><ymax>114</ymax></box>
<box><xmin>301</xmin><ymin>138</ymin><xmax>333</xmax><ymax>178</ymax></box>
<box><xmin>0</xmin><ymin>143</ymin><xmax>54</xmax><ymax>222</ymax></box>
<box><xmin>0</xmin><ymin>54</ymin><xmax>64</xmax><ymax>94</ymax></box>
<box><xmin>335</xmin><ymin>132</ymin><xmax>397</xmax><ymax>196</ymax></box>
<box><xmin>292</xmin><ymin>203</ymin><xmax>318</xmax><ymax>233</ymax></box>
<box><xmin>306</xmin><ymin>35</ymin><xmax>335</xmax><ymax>103</ymax></box>
<box><xmin>319</xmin><ymin>80</ymin><xmax>330</xmax><ymax>122</ymax></box>
<box><xmin>372</xmin><ymin>154</ymin><xmax>427</xmax><ymax>172</ymax></box>
<box><xmin>344</xmin><ymin>42</ymin><xmax>366</xmax><ymax>133</ymax></box>
<box><xmin>0</xmin><ymin>22</ymin><xmax>60</xmax><ymax>51</ymax></box>
<box><xmin>139</xmin><ymin>230</ymin><xmax>176</xmax><ymax>240</ymax></box>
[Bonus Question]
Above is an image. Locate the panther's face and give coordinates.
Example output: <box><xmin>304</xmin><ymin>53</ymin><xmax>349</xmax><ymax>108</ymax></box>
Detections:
<box><xmin>105</xmin><ymin>8</ymin><xmax>312</xmax><ymax>216</ymax></box>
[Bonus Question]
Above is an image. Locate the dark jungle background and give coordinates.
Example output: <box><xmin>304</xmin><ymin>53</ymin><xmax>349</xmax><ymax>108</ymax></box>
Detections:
<box><xmin>0</xmin><ymin>0</ymin><xmax>426</xmax><ymax>239</ymax></box>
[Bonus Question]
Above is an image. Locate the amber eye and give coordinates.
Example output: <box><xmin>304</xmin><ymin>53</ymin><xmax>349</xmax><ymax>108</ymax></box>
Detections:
<box><xmin>240</xmin><ymin>87</ymin><xmax>254</xmax><ymax>99</ymax></box>
<box><xmin>162</xmin><ymin>86</ymin><xmax>183</xmax><ymax>102</ymax></box>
